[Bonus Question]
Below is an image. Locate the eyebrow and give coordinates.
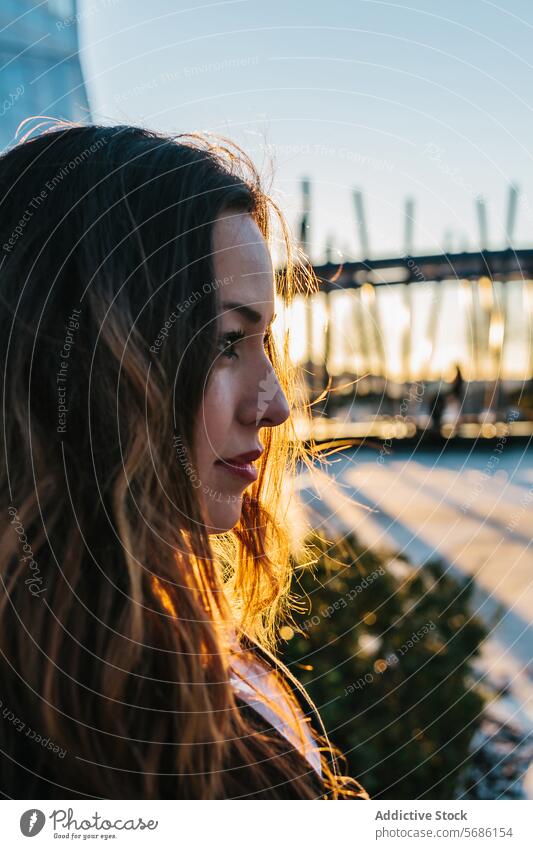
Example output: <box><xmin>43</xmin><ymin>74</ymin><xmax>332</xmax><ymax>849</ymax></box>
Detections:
<box><xmin>221</xmin><ymin>302</ymin><xmax>276</xmax><ymax>326</ymax></box>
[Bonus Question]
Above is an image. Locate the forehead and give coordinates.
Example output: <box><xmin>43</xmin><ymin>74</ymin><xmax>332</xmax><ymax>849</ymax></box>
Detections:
<box><xmin>212</xmin><ymin>211</ymin><xmax>274</xmax><ymax>312</ymax></box>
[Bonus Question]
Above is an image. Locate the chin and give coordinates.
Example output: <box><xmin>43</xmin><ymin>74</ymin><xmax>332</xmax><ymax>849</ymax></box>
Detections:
<box><xmin>205</xmin><ymin>500</ymin><xmax>243</xmax><ymax>534</ymax></box>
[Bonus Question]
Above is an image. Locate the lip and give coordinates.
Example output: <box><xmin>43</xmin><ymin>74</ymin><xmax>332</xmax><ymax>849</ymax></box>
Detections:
<box><xmin>214</xmin><ymin>449</ymin><xmax>263</xmax><ymax>484</ymax></box>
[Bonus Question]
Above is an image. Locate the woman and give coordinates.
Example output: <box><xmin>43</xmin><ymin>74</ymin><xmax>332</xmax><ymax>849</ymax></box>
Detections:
<box><xmin>0</xmin><ymin>121</ymin><xmax>368</xmax><ymax>800</ymax></box>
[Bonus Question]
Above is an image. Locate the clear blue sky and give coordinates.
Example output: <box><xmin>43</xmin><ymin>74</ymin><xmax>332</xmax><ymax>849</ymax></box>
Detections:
<box><xmin>80</xmin><ymin>0</ymin><xmax>533</xmax><ymax>261</ymax></box>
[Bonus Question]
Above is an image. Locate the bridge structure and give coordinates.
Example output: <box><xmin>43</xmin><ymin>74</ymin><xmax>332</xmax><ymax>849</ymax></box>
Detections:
<box><xmin>280</xmin><ymin>178</ymin><xmax>533</xmax><ymax>441</ymax></box>
<box><xmin>301</xmin><ymin>247</ymin><xmax>533</xmax><ymax>390</ymax></box>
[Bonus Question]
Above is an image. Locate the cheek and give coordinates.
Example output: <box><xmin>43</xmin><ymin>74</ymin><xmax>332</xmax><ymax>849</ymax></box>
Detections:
<box><xmin>197</xmin><ymin>371</ymin><xmax>235</xmax><ymax>455</ymax></box>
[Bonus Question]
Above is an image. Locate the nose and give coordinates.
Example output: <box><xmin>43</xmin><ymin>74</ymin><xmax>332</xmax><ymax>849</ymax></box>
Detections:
<box><xmin>254</xmin><ymin>365</ymin><xmax>290</xmax><ymax>428</ymax></box>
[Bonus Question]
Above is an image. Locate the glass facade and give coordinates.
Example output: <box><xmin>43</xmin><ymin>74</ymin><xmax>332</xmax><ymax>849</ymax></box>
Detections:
<box><xmin>0</xmin><ymin>0</ymin><xmax>90</xmax><ymax>150</ymax></box>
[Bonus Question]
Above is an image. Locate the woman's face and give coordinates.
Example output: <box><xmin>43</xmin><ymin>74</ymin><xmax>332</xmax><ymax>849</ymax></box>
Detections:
<box><xmin>193</xmin><ymin>210</ymin><xmax>290</xmax><ymax>533</ymax></box>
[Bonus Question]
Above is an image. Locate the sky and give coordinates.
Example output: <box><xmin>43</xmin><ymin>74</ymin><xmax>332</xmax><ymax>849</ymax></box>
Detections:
<box><xmin>79</xmin><ymin>0</ymin><xmax>533</xmax><ymax>263</ymax></box>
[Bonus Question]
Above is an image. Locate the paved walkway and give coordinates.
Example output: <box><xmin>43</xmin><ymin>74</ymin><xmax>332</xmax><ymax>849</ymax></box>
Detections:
<box><xmin>291</xmin><ymin>445</ymin><xmax>533</xmax><ymax>741</ymax></box>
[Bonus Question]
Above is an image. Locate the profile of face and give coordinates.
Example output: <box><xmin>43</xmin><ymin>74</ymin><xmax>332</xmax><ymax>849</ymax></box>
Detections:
<box><xmin>193</xmin><ymin>211</ymin><xmax>290</xmax><ymax>533</ymax></box>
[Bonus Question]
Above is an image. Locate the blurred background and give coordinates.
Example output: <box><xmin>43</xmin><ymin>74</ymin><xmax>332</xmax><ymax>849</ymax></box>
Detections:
<box><xmin>1</xmin><ymin>0</ymin><xmax>532</xmax><ymax>799</ymax></box>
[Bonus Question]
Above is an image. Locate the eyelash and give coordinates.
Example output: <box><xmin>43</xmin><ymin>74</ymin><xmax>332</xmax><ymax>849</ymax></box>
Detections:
<box><xmin>217</xmin><ymin>328</ymin><xmax>272</xmax><ymax>360</ymax></box>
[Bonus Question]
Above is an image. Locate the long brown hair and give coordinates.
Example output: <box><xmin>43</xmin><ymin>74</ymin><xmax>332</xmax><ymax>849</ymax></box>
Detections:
<box><xmin>0</xmin><ymin>120</ymin><xmax>366</xmax><ymax>799</ymax></box>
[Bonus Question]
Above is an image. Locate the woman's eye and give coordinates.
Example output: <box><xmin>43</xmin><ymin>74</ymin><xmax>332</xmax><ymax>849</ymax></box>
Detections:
<box><xmin>217</xmin><ymin>328</ymin><xmax>272</xmax><ymax>361</ymax></box>
<box><xmin>217</xmin><ymin>329</ymin><xmax>245</xmax><ymax>359</ymax></box>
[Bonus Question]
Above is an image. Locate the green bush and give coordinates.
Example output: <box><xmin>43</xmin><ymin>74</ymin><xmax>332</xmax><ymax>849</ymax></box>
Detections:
<box><xmin>282</xmin><ymin>531</ymin><xmax>488</xmax><ymax>799</ymax></box>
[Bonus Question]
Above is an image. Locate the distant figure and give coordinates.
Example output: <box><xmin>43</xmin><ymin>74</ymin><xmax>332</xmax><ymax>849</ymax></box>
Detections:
<box><xmin>450</xmin><ymin>364</ymin><xmax>465</xmax><ymax>405</ymax></box>
<box><xmin>429</xmin><ymin>364</ymin><xmax>465</xmax><ymax>433</ymax></box>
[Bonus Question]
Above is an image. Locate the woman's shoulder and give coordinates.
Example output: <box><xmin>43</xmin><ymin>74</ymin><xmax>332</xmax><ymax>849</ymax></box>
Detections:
<box><xmin>239</xmin><ymin>636</ymin><xmax>329</xmax><ymax>744</ymax></box>
<box><xmin>237</xmin><ymin>634</ymin><xmax>371</xmax><ymax>800</ymax></box>
<box><xmin>232</xmin><ymin>694</ymin><xmax>327</xmax><ymax>799</ymax></box>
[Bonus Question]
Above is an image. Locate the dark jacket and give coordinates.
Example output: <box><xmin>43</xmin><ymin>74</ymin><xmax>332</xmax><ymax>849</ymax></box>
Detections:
<box><xmin>230</xmin><ymin>635</ymin><xmax>369</xmax><ymax>800</ymax></box>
